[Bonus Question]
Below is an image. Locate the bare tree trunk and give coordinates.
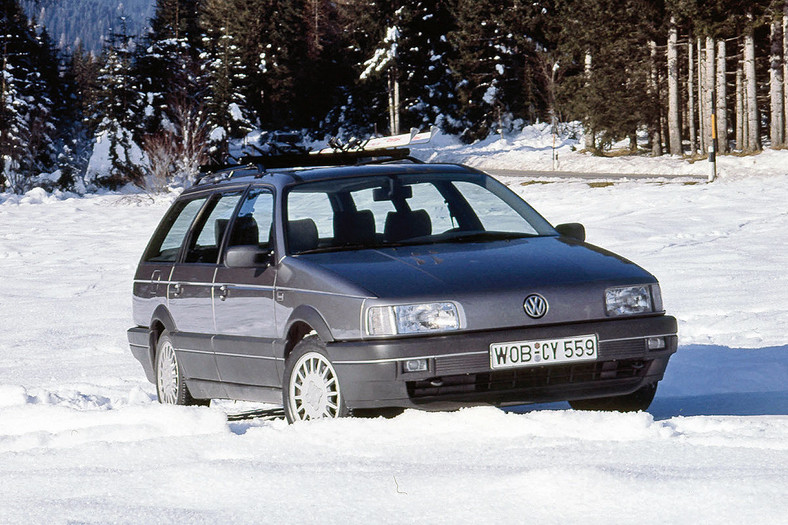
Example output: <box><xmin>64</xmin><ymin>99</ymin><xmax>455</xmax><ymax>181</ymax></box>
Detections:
<box><xmin>688</xmin><ymin>34</ymin><xmax>697</xmax><ymax>153</ymax></box>
<box><xmin>387</xmin><ymin>67</ymin><xmax>400</xmax><ymax>135</ymax></box>
<box><xmin>716</xmin><ymin>39</ymin><xmax>728</xmax><ymax>153</ymax></box>
<box><xmin>704</xmin><ymin>36</ymin><xmax>715</xmax><ymax>155</ymax></box>
<box><xmin>744</xmin><ymin>18</ymin><xmax>760</xmax><ymax>151</ymax></box>
<box><xmin>784</xmin><ymin>1</ymin><xmax>788</xmax><ymax>140</ymax></box>
<box><xmin>771</xmin><ymin>19</ymin><xmax>785</xmax><ymax>146</ymax></box>
<box><xmin>584</xmin><ymin>52</ymin><xmax>594</xmax><ymax>150</ymax></box>
<box><xmin>667</xmin><ymin>18</ymin><xmax>682</xmax><ymax>155</ymax></box>
<box><xmin>697</xmin><ymin>38</ymin><xmax>706</xmax><ymax>153</ymax></box>
<box><xmin>736</xmin><ymin>60</ymin><xmax>745</xmax><ymax>150</ymax></box>
<box><xmin>650</xmin><ymin>40</ymin><xmax>662</xmax><ymax>156</ymax></box>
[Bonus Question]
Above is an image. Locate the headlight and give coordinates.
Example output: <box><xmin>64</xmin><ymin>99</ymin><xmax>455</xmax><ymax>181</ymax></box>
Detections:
<box><xmin>367</xmin><ymin>302</ymin><xmax>460</xmax><ymax>336</ymax></box>
<box><xmin>605</xmin><ymin>285</ymin><xmax>654</xmax><ymax>316</ymax></box>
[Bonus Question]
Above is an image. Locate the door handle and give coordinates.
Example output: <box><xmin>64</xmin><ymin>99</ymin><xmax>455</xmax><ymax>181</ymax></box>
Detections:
<box><xmin>218</xmin><ymin>285</ymin><xmax>229</xmax><ymax>301</ymax></box>
<box><xmin>149</xmin><ymin>270</ymin><xmax>161</xmax><ymax>297</ymax></box>
<box><xmin>171</xmin><ymin>283</ymin><xmax>183</xmax><ymax>298</ymax></box>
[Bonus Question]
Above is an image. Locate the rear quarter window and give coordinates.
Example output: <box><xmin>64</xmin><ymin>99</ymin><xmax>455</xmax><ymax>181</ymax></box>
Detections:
<box><xmin>143</xmin><ymin>197</ymin><xmax>208</xmax><ymax>262</ymax></box>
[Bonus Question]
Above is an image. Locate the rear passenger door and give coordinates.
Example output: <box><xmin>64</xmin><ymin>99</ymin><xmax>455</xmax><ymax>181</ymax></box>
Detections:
<box><xmin>213</xmin><ymin>187</ymin><xmax>279</xmax><ymax>389</ymax></box>
<box><xmin>133</xmin><ymin>196</ymin><xmax>208</xmax><ymax>326</ymax></box>
<box><xmin>168</xmin><ymin>190</ymin><xmax>244</xmax><ymax>383</ymax></box>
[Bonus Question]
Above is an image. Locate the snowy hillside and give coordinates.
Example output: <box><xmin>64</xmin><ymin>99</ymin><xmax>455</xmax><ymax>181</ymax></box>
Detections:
<box><xmin>21</xmin><ymin>0</ymin><xmax>154</xmax><ymax>51</ymax></box>
<box><xmin>0</xmin><ymin>147</ymin><xmax>787</xmax><ymax>522</ymax></box>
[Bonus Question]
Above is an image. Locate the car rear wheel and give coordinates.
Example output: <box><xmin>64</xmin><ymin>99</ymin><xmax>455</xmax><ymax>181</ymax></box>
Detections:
<box><xmin>283</xmin><ymin>336</ymin><xmax>348</xmax><ymax>423</ymax></box>
<box><xmin>155</xmin><ymin>332</ymin><xmax>207</xmax><ymax>406</ymax></box>
<box><xmin>568</xmin><ymin>383</ymin><xmax>657</xmax><ymax>412</ymax></box>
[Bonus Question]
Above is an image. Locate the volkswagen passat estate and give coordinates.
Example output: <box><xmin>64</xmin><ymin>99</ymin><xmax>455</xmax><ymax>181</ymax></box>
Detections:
<box><xmin>127</xmin><ymin>149</ymin><xmax>677</xmax><ymax>422</ymax></box>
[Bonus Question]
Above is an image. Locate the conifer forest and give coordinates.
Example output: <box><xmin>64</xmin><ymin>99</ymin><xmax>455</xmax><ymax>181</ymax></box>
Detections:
<box><xmin>1</xmin><ymin>0</ymin><xmax>786</xmax><ymax>192</ymax></box>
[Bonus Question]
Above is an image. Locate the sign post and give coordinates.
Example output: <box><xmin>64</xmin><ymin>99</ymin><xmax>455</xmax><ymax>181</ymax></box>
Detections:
<box><xmin>709</xmin><ymin>92</ymin><xmax>717</xmax><ymax>183</ymax></box>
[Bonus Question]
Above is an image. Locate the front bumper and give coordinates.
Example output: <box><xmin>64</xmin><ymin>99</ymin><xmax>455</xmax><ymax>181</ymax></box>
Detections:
<box><xmin>326</xmin><ymin>315</ymin><xmax>678</xmax><ymax>410</ymax></box>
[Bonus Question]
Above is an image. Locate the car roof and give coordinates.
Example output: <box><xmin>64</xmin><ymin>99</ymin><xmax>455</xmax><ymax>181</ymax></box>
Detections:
<box><xmin>182</xmin><ymin>160</ymin><xmax>482</xmax><ymax>197</ymax></box>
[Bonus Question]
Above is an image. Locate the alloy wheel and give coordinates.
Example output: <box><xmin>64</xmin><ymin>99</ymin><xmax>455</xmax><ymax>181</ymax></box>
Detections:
<box><xmin>288</xmin><ymin>352</ymin><xmax>341</xmax><ymax>421</ymax></box>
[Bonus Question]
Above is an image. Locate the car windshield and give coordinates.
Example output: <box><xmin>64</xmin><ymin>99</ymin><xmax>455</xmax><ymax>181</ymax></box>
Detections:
<box><xmin>284</xmin><ymin>171</ymin><xmax>556</xmax><ymax>254</ymax></box>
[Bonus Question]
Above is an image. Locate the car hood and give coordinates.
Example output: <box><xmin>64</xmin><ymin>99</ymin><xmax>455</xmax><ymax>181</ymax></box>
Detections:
<box><xmin>295</xmin><ymin>237</ymin><xmax>658</xmax><ymax>329</ymax></box>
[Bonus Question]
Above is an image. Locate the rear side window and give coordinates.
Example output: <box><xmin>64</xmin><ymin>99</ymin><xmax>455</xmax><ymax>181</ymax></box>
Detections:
<box><xmin>184</xmin><ymin>191</ymin><xmax>244</xmax><ymax>263</ymax></box>
<box><xmin>144</xmin><ymin>197</ymin><xmax>208</xmax><ymax>262</ymax></box>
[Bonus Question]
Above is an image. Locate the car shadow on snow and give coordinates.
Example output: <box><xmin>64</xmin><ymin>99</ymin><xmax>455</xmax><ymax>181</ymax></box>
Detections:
<box><xmin>507</xmin><ymin>344</ymin><xmax>788</xmax><ymax>420</ymax></box>
<box><xmin>648</xmin><ymin>391</ymin><xmax>788</xmax><ymax>419</ymax></box>
<box><xmin>647</xmin><ymin>343</ymin><xmax>788</xmax><ymax>420</ymax></box>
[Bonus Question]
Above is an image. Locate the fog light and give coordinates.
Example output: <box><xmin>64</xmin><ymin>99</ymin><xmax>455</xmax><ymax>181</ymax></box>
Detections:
<box><xmin>403</xmin><ymin>359</ymin><xmax>428</xmax><ymax>373</ymax></box>
<box><xmin>647</xmin><ymin>337</ymin><xmax>666</xmax><ymax>350</ymax></box>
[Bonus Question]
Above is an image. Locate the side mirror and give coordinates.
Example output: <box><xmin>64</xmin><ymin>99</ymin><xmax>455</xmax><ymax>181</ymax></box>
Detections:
<box><xmin>555</xmin><ymin>223</ymin><xmax>586</xmax><ymax>242</ymax></box>
<box><xmin>225</xmin><ymin>245</ymin><xmax>272</xmax><ymax>268</ymax></box>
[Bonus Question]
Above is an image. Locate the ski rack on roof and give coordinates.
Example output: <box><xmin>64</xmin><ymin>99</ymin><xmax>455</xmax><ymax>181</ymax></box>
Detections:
<box><xmin>314</xmin><ymin>126</ymin><xmax>438</xmax><ymax>154</ymax></box>
<box><xmin>196</xmin><ymin>126</ymin><xmax>439</xmax><ymax>186</ymax></box>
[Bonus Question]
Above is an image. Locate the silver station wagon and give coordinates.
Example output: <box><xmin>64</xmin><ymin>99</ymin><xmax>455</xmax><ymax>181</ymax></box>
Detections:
<box><xmin>127</xmin><ymin>147</ymin><xmax>677</xmax><ymax>422</ymax></box>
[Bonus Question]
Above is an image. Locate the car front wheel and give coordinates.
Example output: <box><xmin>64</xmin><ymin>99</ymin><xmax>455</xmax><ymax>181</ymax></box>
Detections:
<box><xmin>568</xmin><ymin>383</ymin><xmax>657</xmax><ymax>412</ymax></box>
<box><xmin>155</xmin><ymin>332</ymin><xmax>207</xmax><ymax>406</ymax></box>
<box><xmin>283</xmin><ymin>336</ymin><xmax>348</xmax><ymax>423</ymax></box>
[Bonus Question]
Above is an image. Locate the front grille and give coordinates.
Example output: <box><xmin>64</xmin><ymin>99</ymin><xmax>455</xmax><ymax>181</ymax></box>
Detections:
<box><xmin>407</xmin><ymin>358</ymin><xmax>650</xmax><ymax>400</ymax></box>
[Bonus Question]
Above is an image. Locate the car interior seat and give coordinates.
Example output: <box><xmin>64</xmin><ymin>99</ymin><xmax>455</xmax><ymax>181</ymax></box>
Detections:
<box><xmin>383</xmin><ymin>209</ymin><xmax>432</xmax><ymax>242</ymax></box>
<box><xmin>333</xmin><ymin>210</ymin><xmax>376</xmax><ymax>246</ymax></box>
<box><xmin>287</xmin><ymin>218</ymin><xmax>319</xmax><ymax>253</ymax></box>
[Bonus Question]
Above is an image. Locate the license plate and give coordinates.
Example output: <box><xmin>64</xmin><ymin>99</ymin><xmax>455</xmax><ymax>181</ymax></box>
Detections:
<box><xmin>489</xmin><ymin>334</ymin><xmax>598</xmax><ymax>370</ymax></box>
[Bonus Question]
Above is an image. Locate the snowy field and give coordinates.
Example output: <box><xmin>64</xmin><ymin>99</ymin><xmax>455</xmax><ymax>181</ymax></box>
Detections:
<box><xmin>1</xmin><ymin>139</ymin><xmax>788</xmax><ymax>523</ymax></box>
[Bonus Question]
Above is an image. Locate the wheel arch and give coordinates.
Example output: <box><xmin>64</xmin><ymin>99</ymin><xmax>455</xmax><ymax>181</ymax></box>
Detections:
<box><xmin>149</xmin><ymin>305</ymin><xmax>177</xmax><ymax>358</ymax></box>
<box><xmin>282</xmin><ymin>305</ymin><xmax>329</xmax><ymax>351</ymax></box>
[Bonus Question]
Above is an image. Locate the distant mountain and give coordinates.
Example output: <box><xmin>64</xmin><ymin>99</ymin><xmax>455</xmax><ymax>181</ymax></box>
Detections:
<box><xmin>21</xmin><ymin>0</ymin><xmax>155</xmax><ymax>53</ymax></box>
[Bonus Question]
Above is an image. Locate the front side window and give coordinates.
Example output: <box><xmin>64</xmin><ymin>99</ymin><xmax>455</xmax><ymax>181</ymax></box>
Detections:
<box><xmin>144</xmin><ymin>196</ymin><xmax>208</xmax><ymax>262</ymax></box>
<box><xmin>284</xmin><ymin>172</ymin><xmax>555</xmax><ymax>255</ymax></box>
<box><xmin>229</xmin><ymin>187</ymin><xmax>274</xmax><ymax>249</ymax></box>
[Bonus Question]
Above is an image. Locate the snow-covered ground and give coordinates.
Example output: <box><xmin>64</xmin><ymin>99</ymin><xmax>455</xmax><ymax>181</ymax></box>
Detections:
<box><xmin>417</xmin><ymin>122</ymin><xmax>788</xmax><ymax>181</ymax></box>
<box><xmin>1</xmin><ymin>135</ymin><xmax>787</xmax><ymax>523</ymax></box>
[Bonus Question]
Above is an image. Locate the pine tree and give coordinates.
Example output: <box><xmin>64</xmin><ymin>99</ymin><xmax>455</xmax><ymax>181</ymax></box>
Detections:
<box><xmin>200</xmin><ymin>0</ymin><xmax>255</xmax><ymax>160</ymax></box>
<box><xmin>134</xmin><ymin>0</ymin><xmax>209</xmax><ymax>184</ymax></box>
<box><xmin>89</xmin><ymin>18</ymin><xmax>145</xmax><ymax>187</ymax></box>
<box><xmin>136</xmin><ymin>0</ymin><xmax>206</xmax><ymax>136</ymax></box>
<box><xmin>555</xmin><ymin>0</ymin><xmax>659</xmax><ymax>151</ymax></box>
<box><xmin>448</xmin><ymin>0</ymin><xmax>549</xmax><ymax>142</ymax></box>
<box><xmin>357</xmin><ymin>0</ymin><xmax>458</xmax><ymax>135</ymax></box>
<box><xmin>448</xmin><ymin>0</ymin><xmax>516</xmax><ymax>142</ymax></box>
<box><xmin>1</xmin><ymin>0</ymin><xmax>60</xmax><ymax>192</ymax></box>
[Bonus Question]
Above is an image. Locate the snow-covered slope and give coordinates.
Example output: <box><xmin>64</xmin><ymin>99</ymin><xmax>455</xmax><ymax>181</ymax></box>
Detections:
<box><xmin>1</xmin><ymin>156</ymin><xmax>787</xmax><ymax>522</ymax></box>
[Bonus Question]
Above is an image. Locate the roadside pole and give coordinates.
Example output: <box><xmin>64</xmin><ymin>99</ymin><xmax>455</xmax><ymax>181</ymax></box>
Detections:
<box><xmin>551</xmin><ymin>114</ymin><xmax>558</xmax><ymax>171</ymax></box>
<box><xmin>709</xmin><ymin>92</ymin><xmax>717</xmax><ymax>182</ymax></box>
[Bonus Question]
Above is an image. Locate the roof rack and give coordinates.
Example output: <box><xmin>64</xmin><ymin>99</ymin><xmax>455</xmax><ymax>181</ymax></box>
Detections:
<box><xmin>196</xmin><ymin>126</ymin><xmax>438</xmax><ymax>186</ymax></box>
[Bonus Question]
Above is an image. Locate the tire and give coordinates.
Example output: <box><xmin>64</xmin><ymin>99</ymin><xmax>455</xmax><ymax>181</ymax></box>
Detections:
<box><xmin>568</xmin><ymin>383</ymin><xmax>657</xmax><ymax>413</ymax></box>
<box><xmin>155</xmin><ymin>332</ymin><xmax>208</xmax><ymax>406</ymax></box>
<box><xmin>283</xmin><ymin>336</ymin><xmax>348</xmax><ymax>423</ymax></box>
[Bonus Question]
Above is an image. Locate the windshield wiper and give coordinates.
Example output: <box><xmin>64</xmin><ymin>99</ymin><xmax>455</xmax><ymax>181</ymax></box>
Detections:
<box><xmin>295</xmin><ymin>244</ymin><xmax>375</xmax><ymax>255</ymax></box>
<box><xmin>443</xmin><ymin>231</ymin><xmax>537</xmax><ymax>243</ymax></box>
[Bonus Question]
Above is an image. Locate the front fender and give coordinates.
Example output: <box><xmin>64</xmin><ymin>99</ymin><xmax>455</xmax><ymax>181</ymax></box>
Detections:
<box><xmin>284</xmin><ymin>305</ymin><xmax>334</xmax><ymax>343</ymax></box>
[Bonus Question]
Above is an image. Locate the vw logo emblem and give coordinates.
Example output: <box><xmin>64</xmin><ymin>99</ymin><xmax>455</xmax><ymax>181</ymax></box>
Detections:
<box><xmin>524</xmin><ymin>294</ymin><xmax>548</xmax><ymax>319</ymax></box>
